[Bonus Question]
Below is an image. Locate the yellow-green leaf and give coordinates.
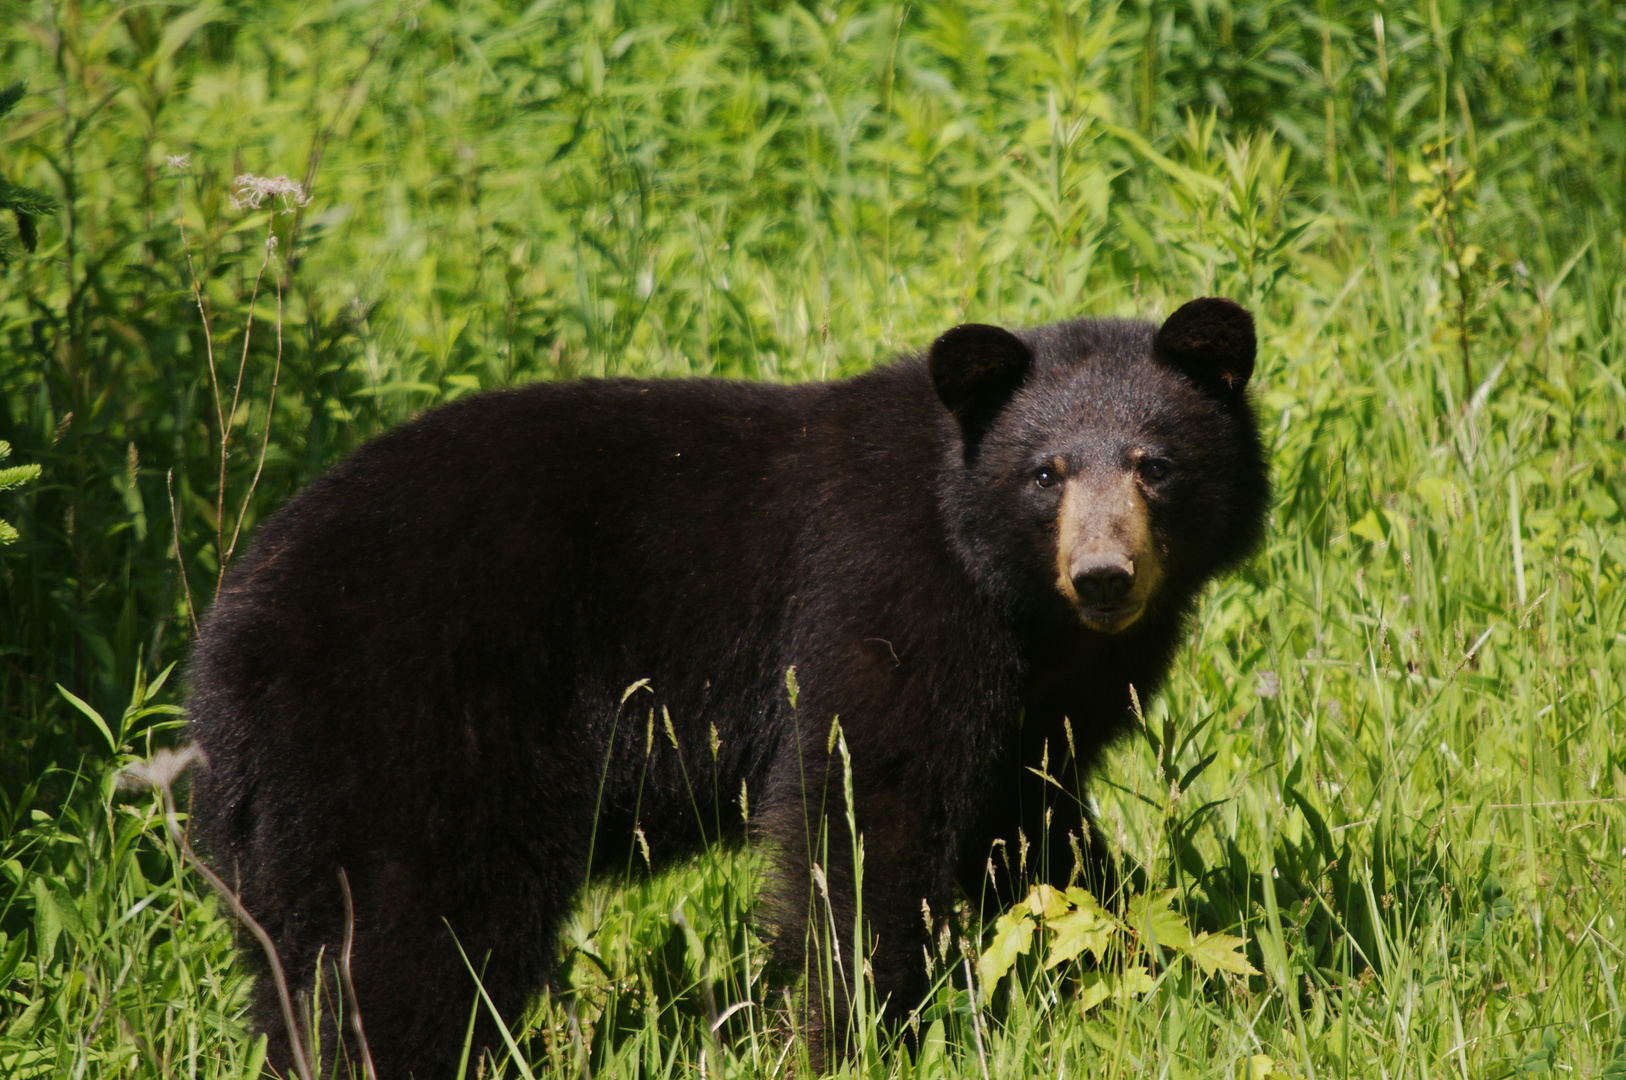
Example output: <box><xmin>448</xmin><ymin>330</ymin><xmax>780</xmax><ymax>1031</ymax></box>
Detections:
<box><xmin>1063</xmin><ymin>886</ymin><xmax>1115</xmax><ymax>921</ymax></box>
<box><xmin>1077</xmin><ymin>974</ymin><xmax>1112</xmax><ymax>1013</ymax></box>
<box><xmin>1025</xmin><ymin>884</ymin><xmax>1071</xmax><ymax>920</ymax></box>
<box><xmin>1349</xmin><ymin>508</ymin><xmax>1387</xmax><ymax>544</ymax></box>
<box><xmin>1242</xmin><ymin>1055</ymin><xmax>1302</xmax><ymax>1080</ymax></box>
<box><xmin>1127</xmin><ymin>889</ymin><xmax>1194</xmax><ymax>951</ymax></box>
<box><xmin>0</xmin><ymin>463</ymin><xmax>41</xmax><ymax>490</ymax></box>
<box><xmin>1077</xmin><ymin>966</ymin><xmax>1155</xmax><ymax>1012</ymax></box>
<box><xmin>976</xmin><ymin>909</ymin><xmax>1035</xmax><ymax>1000</ymax></box>
<box><xmin>1186</xmin><ymin>931</ymin><xmax>1260</xmax><ymax>976</ymax></box>
<box><xmin>1045</xmin><ymin>906</ymin><xmax>1115</xmax><ymax>968</ymax></box>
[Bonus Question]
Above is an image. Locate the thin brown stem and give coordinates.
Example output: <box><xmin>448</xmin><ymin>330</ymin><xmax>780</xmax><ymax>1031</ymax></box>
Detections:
<box><xmin>178</xmin><ymin>189</ymin><xmax>224</xmax><ymax>477</ymax></box>
<box><xmin>1440</xmin><ymin>165</ymin><xmax>1474</xmax><ymax>402</ymax></box>
<box><xmin>215</xmin><ymin>219</ymin><xmax>275</xmax><ymax>588</ymax></box>
<box><xmin>174</xmin><ymin>175</ymin><xmax>229</xmax><ymax>573</ymax></box>
<box><xmin>165</xmin><ymin>469</ymin><xmax>199</xmax><ymax>637</ymax></box>
<box><xmin>147</xmin><ymin>754</ymin><xmax>313</xmax><ymax>1080</ymax></box>
<box><xmin>338</xmin><ymin>869</ymin><xmax>379</xmax><ymax>1080</ymax></box>
<box><xmin>223</xmin><ymin>236</ymin><xmax>283</xmax><ymax>571</ymax></box>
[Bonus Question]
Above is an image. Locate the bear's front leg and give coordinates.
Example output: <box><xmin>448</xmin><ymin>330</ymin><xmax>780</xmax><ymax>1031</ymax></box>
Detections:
<box><xmin>757</xmin><ymin>748</ymin><xmax>958</xmax><ymax>1068</ymax></box>
<box><xmin>957</xmin><ymin>706</ymin><xmax>1123</xmax><ymax>914</ymax></box>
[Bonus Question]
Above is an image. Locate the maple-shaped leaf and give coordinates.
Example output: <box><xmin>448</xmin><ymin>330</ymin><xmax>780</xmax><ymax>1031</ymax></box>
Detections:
<box><xmin>1063</xmin><ymin>886</ymin><xmax>1118</xmax><ymax>922</ymax></box>
<box><xmin>1126</xmin><ymin>889</ymin><xmax>1194</xmax><ymax>951</ymax></box>
<box><xmin>976</xmin><ymin>909</ymin><xmax>1034</xmax><ymax>1001</ymax></box>
<box><xmin>1044</xmin><ymin>906</ymin><xmax>1115</xmax><ymax>968</ymax></box>
<box><xmin>1187</xmin><ymin>931</ymin><xmax>1260</xmax><ymax>976</ymax></box>
<box><xmin>1025</xmin><ymin>884</ymin><xmax>1072</xmax><ymax>920</ymax></box>
<box><xmin>1243</xmin><ymin>1055</ymin><xmax>1302</xmax><ymax>1080</ymax></box>
<box><xmin>1077</xmin><ymin>966</ymin><xmax>1155</xmax><ymax>1012</ymax></box>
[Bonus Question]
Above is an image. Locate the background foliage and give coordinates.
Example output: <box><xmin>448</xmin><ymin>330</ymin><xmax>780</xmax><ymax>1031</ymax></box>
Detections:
<box><xmin>0</xmin><ymin>0</ymin><xmax>1623</xmax><ymax>1075</ymax></box>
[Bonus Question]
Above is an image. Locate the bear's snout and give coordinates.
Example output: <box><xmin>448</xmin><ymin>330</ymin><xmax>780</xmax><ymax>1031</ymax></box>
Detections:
<box><xmin>1053</xmin><ymin>472</ymin><xmax>1162</xmax><ymax>631</ymax></box>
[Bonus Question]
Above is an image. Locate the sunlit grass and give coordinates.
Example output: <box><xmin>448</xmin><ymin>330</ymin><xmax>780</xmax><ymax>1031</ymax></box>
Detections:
<box><xmin>0</xmin><ymin>0</ymin><xmax>1623</xmax><ymax>1075</ymax></box>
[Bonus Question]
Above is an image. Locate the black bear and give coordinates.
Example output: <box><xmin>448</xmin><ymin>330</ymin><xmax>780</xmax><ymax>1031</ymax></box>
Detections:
<box><xmin>187</xmin><ymin>298</ymin><xmax>1268</xmax><ymax>1077</ymax></box>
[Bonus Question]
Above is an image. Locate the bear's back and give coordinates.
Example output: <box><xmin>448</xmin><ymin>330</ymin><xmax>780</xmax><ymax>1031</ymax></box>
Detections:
<box><xmin>185</xmin><ymin>365</ymin><xmax>964</xmax><ymax>855</ymax></box>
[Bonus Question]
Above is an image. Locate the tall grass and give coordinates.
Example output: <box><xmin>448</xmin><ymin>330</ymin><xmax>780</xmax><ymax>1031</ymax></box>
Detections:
<box><xmin>0</xmin><ymin>0</ymin><xmax>1622</xmax><ymax>1075</ymax></box>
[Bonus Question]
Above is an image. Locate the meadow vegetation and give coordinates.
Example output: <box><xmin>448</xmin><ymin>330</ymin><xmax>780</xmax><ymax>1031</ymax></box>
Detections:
<box><xmin>0</xmin><ymin>0</ymin><xmax>1624</xmax><ymax>1075</ymax></box>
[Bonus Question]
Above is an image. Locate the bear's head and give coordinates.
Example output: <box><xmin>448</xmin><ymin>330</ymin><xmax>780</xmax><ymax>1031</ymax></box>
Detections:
<box><xmin>932</xmin><ymin>298</ymin><xmax>1269</xmax><ymax>632</ymax></box>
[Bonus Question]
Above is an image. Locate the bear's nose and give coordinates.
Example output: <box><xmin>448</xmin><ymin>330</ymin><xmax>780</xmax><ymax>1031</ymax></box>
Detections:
<box><xmin>1072</xmin><ymin>558</ymin><xmax>1134</xmax><ymax>607</ymax></box>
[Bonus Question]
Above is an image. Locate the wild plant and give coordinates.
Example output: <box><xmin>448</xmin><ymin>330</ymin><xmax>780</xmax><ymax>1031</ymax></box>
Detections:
<box><xmin>0</xmin><ymin>0</ymin><xmax>1622</xmax><ymax>1076</ymax></box>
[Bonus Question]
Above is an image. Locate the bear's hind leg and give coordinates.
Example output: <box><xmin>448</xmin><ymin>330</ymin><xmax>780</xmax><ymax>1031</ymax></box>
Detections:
<box><xmin>273</xmin><ymin>858</ymin><xmax>572</xmax><ymax>1080</ymax></box>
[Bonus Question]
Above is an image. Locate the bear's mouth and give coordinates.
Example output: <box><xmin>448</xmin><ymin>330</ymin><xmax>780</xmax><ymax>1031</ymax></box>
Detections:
<box><xmin>1075</xmin><ymin>602</ymin><xmax>1145</xmax><ymax>633</ymax></box>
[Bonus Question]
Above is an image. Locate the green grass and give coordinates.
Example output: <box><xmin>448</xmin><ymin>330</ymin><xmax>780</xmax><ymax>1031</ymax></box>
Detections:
<box><xmin>1</xmin><ymin>0</ymin><xmax>1624</xmax><ymax>1075</ymax></box>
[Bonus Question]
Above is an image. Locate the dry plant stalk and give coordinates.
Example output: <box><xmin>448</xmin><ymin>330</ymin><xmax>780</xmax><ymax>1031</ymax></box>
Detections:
<box><xmin>165</xmin><ymin>469</ymin><xmax>198</xmax><ymax>636</ymax></box>
<box><xmin>167</xmin><ymin>157</ymin><xmax>293</xmax><ymax>597</ymax></box>
<box><xmin>121</xmin><ymin>748</ymin><xmax>375</xmax><ymax>1080</ymax></box>
<box><xmin>339</xmin><ymin>868</ymin><xmax>381</xmax><ymax>1080</ymax></box>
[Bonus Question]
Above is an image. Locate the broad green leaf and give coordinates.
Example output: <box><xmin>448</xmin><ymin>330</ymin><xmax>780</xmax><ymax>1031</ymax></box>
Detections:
<box><xmin>1349</xmin><ymin>508</ymin><xmax>1387</xmax><ymax>544</ymax></box>
<box><xmin>30</xmin><ymin>877</ymin><xmax>60</xmax><ymax>964</ymax></box>
<box><xmin>1064</xmin><ymin>886</ymin><xmax>1118</xmax><ymax>923</ymax></box>
<box><xmin>1077</xmin><ymin>966</ymin><xmax>1154</xmax><ymax>1012</ymax></box>
<box><xmin>1243</xmin><ymin>1055</ymin><xmax>1302</xmax><ymax>1080</ymax></box>
<box><xmin>1044</xmin><ymin>906</ymin><xmax>1114</xmax><ymax>968</ymax></box>
<box><xmin>1186</xmin><ymin>931</ymin><xmax>1260</xmax><ymax>976</ymax></box>
<box><xmin>1025</xmin><ymin>884</ymin><xmax>1071</xmax><ymax>920</ymax></box>
<box><xmin>50</xmin><ymin>881</ymin><xmax>85</xmax><ymax>946</ymax></box>
<box><xmin>4</xmin><ymin>996</ymin><xmax>43</xmax><ymax>1038</ymax></box>
<box><xmin>977</xmin><ymin>909</ymin><xmax>1034</xmax><ymax>1000</ymax></box>
<box><xmin>0</xmin><ymin>933</ymin><xmax>23</xmax><ymax>988</ymax></box>
<box><xmin>914</xmin><ymin>1019</ymin><xmax>947</xmax><ymax>1075</ymax></box>
<box><xmin>1077</xmin><ymin>974</ymin><xmax>1112</xmax><ymax>1014</ymax></box>
<box><xmin>1127</xmin><ymin>889</ymin><xmax>1194</xmax><ymax>952</ymax></box>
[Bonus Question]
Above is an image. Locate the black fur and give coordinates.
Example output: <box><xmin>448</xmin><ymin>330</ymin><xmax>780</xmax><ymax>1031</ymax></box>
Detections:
<box><xmin>928</xmin><ymin>323</ymin><xmax>1033</xmax><ymax>460</ymax></box>
<box><xmin>1152</xmin><ymin>296</ymin><xmax>1257</xmax><ymax>394</ymax></box>
<box><xmin>187</xmin><ymin>302</ymin><xmax>1269</xmax><ymax>1077</ymax></box>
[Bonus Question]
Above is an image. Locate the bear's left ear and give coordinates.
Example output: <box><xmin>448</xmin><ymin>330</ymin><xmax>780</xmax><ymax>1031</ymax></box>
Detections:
<box><xmin>930</xmin><ymin>323</ymin><xmax>1034</xmax><ymax>454</ymax></box>
<box><xmin>1153</xmin><ymin>297</ymin><xmax>1256</xmax><ymax>395</ymax></box>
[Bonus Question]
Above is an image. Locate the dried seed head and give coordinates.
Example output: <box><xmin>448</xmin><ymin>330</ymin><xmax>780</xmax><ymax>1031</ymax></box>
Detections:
<box><xmin>230</xmin><ymin>174</ymin><xmax>312</xmax><ymax>212</ymax></box>
<box><xmin>118</xmin><ymin>745</ymin><xmax>203</xmax><ymax>792</ymax></box>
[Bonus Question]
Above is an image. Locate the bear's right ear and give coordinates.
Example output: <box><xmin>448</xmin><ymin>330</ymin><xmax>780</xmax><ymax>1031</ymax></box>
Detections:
<box><xmin>1152</xmin><ymin>297</ymin><xmax>1256</xmax><ymax>396</ymax></box>
<box><xmin>930</xmin><ymin>323</ymin><xmax>1034</xmax><ymax>455</ymax></box>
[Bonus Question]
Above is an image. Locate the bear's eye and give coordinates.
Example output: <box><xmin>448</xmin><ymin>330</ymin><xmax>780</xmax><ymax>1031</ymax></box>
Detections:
<box><xmin>1139</xmin><ymin>458</ymin><xmax>1172</xmax><ymax>482</ymax></box>
<box><xmin>1034</xmin><ymin>468</ymin><xmax>1058</xmax><ymax>489</ymax></box>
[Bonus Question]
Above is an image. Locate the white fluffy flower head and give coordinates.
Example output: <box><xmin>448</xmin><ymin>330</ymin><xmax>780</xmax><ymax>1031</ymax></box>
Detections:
<box><xmin>231</xmin><ymin>174</ymin><xmax>312</xmax><ymax>212</ymax></box>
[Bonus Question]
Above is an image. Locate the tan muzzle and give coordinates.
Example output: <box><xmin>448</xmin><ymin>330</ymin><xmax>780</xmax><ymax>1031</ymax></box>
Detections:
<box><xmin>1053</xmin><ymin>472</ymin><xmax>1161</xmax><ymax>631</ymax></box>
